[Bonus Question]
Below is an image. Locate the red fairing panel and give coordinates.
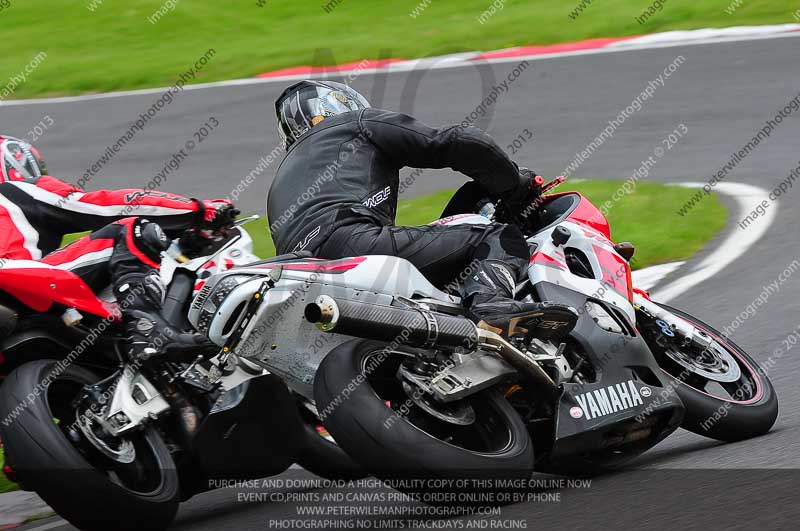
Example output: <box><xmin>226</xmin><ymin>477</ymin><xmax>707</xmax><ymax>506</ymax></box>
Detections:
<box><xmin>593</xmin><ymin>244</ymin><xmax>633</xmax><ymax>303</ymax></box>
<box><xmin>261</xmin><ymin>256</ymin><xmax>368</xmax><ymax>273</ymax></box>
<box><xmin>529</xmin><ymin>251</ymin><xmax>567</xmax><ymax>269</ymax></box>
<box><xmin>0</xmin><ymin>268</ymin><xmax>117</xmax><ymax>319</ymax></box>
<box><xmin>548</xmin><ymin>192</ymin><xmax>612</xmax><ymax>240</ymax></box>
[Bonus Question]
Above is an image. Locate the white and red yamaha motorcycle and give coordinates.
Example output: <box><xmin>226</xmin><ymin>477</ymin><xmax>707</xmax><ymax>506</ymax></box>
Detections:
<box><xmin>186</xmin><ymin>176</ymin><xmax>777</xmax><ymax>488</ymax></box>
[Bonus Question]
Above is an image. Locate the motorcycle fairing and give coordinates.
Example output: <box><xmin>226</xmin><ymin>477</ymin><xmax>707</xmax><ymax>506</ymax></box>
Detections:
<box><xmin>432</xmin><ymin>191</ymin><xmax>633</xmax><ymax>321</ymax></box>
<box><xmin>532</xmin><ymin>281</ymin><xmax>684</xmax><ymax>471</ymax></box>
<box><xmin>0</xmin><ymin>264</ymin><xmax>116</xmax><ymax>319</ymax></box>
<box><xmin>521</xmin><ymin>192</ymin><xmax>682</xmax><ymax>468</ymax></box>
<box><xmin>542</xmin><ymin>191</ymin><xmax>612</xmax><ymax>239</ymax></box>
<box><xmin>189</xmin><ymin>255</ymin><xmax>460</xmax><ymax>397</ymax></box>
<box><xmin>269</xmin><ymin>256</ymin><xmax>368</xmax><ymax>273</ymax></box>
<box><xmin>526</xmin><ymin>218</ymin><xmax>634</xmax><ymax>324</ymax></box>
<box><xmin>192</xmin><ymin>255</ymin><xmax>456</xmax><ymax>328</ymax></box>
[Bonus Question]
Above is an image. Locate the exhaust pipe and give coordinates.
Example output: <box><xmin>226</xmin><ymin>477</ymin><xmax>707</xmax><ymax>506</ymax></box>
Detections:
<box><xmin>305</xmin><ymin>295</ymin><xmax>477</xmax><ymax>349</ymax></box>
<box><xmin>305</xmin><ymin>296</ymin><xmax>556</xmax><ymax>390</ymax></box>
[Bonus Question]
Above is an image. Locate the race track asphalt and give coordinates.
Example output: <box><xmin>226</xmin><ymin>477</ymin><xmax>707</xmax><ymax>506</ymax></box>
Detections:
<box><xmin>6</xmin><ymin>33</ymin><xmax>800</xmax><ymax>531</ymax></box>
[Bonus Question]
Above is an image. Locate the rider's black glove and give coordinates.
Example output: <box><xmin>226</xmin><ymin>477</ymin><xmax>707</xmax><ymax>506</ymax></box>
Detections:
<box><xmin>180</xmin><ymin>200</ymin><xmax>240</xmax><ymax>257</ymax></box>
<box><xmin>199</xmin><ymin>199</ymin><xmax>240</xmax><ymax>231</ymax></box>
<box><xmin>501</xmin><ymin>168</ymin><xmax>543</xmax><ymax>218</ymax></box>
<box><xmin>179</xmin><ymin>227</ymin><xmax>223</xmax><ymax>258</ymax></box>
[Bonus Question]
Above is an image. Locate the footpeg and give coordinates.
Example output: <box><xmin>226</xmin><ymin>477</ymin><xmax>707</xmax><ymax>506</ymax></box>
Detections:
<box><xmin>480</xmin><ymin>305</ymin><xmax>578</xmax><ymax>341</ymax></box>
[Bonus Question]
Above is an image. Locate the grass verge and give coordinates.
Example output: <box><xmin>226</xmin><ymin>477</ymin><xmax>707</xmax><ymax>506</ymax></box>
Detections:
<box><xmin>3</xmin><ymin>179</ymin><xmax>724</xmax><ymax>494</ymax></box>
<box><xmin>0</xmin><ymin>0</ymin><xmax>794</xmax><ymax>98</ymax></box>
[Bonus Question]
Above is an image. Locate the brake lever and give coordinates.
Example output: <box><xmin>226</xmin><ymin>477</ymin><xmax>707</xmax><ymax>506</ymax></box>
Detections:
<box><xmin>232</xmin><ymin>214</ymin><xmax>260</xmax><ymax>227</ymax></box>
<box><xmin>540</xmin><ymin>175</ymin><xmax>566</xmax><ymax>195</ymax></box>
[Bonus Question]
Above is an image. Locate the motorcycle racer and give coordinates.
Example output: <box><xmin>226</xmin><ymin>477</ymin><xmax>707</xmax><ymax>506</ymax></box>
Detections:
<box><xmin>268</xmin><ymin>80</ymin><xmax>577</xmax><ymax>337</ymax></box>
<box><xmin>0</xmin><ymin>135</ymin><xmax>233</xmax><ymax>359</ymax></box>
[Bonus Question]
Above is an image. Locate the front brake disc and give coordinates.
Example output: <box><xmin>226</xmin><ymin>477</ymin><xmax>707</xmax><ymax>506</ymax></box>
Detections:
<box><xmin>664</xmin><ymin>339</ymin><xmax>742</xmax><ymax>383</ymax></box>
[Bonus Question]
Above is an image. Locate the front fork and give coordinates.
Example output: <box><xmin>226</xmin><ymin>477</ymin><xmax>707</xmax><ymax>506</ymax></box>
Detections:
<box><xmin>634</xmin><ymin>293</ymin><xmax>713</xmax><ymax>352</ymax></box>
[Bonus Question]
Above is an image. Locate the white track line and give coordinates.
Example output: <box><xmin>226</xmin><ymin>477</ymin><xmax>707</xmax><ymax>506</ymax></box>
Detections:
<box><xmin>457</xmin><ymin>28</ymin><xmax>800</xmax><ymax>69</ymax></box>
<box><xmin>650</xmin><ymin>182</ymin><xmax>777</xmax><ymax>303</ymax></box>
<box><xmin>632</xmin><ymin>261</ymin><xmax>685</xmax><ymax>291</ymax></box>
<box><xmin>1</xmin><ymin>28</ymin><xmax>799</xmax><ymax>107</ymax></box>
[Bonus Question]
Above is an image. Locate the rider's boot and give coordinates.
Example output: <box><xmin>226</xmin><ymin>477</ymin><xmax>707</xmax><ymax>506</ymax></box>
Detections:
<box><xmin>464</xmin><ymin>259</ymin><xmax>578</xmax><ymax>340</ymax></box>
<box><xmin>115</xmin><ymin>272</ymin><xmax>213</xmax><ymax>361</ymax></box>
<box><xmin>109</xmin><ymin>218</ymin><xmax>212</xmax><ymax>362</ymax></box>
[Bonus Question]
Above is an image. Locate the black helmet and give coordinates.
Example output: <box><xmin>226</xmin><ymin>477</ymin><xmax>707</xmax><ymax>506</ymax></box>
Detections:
<box><xmin>275</xmin><ymin>80</ymin><xmax>370</xmax><ymax>149</ymax></box>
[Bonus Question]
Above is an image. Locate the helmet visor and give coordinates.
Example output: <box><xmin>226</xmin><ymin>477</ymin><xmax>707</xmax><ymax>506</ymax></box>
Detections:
<box><xmin>276</xmin><ymin>81</ymin><xmax>370</xmax><ymax>149</ymax></box>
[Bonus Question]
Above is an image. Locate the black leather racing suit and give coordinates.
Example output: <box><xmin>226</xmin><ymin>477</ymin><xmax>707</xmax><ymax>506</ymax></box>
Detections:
<box><xmin>267</xmin><ymin>108</ymin><xmax>531</xmax><ymax>308</ymax></box>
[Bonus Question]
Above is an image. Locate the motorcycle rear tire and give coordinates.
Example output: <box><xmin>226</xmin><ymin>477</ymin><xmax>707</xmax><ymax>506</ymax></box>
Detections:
<box><xmin>314</xmin><ymin>339</ymin><xmax>534</xmax><ymax>500</ymax></box>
